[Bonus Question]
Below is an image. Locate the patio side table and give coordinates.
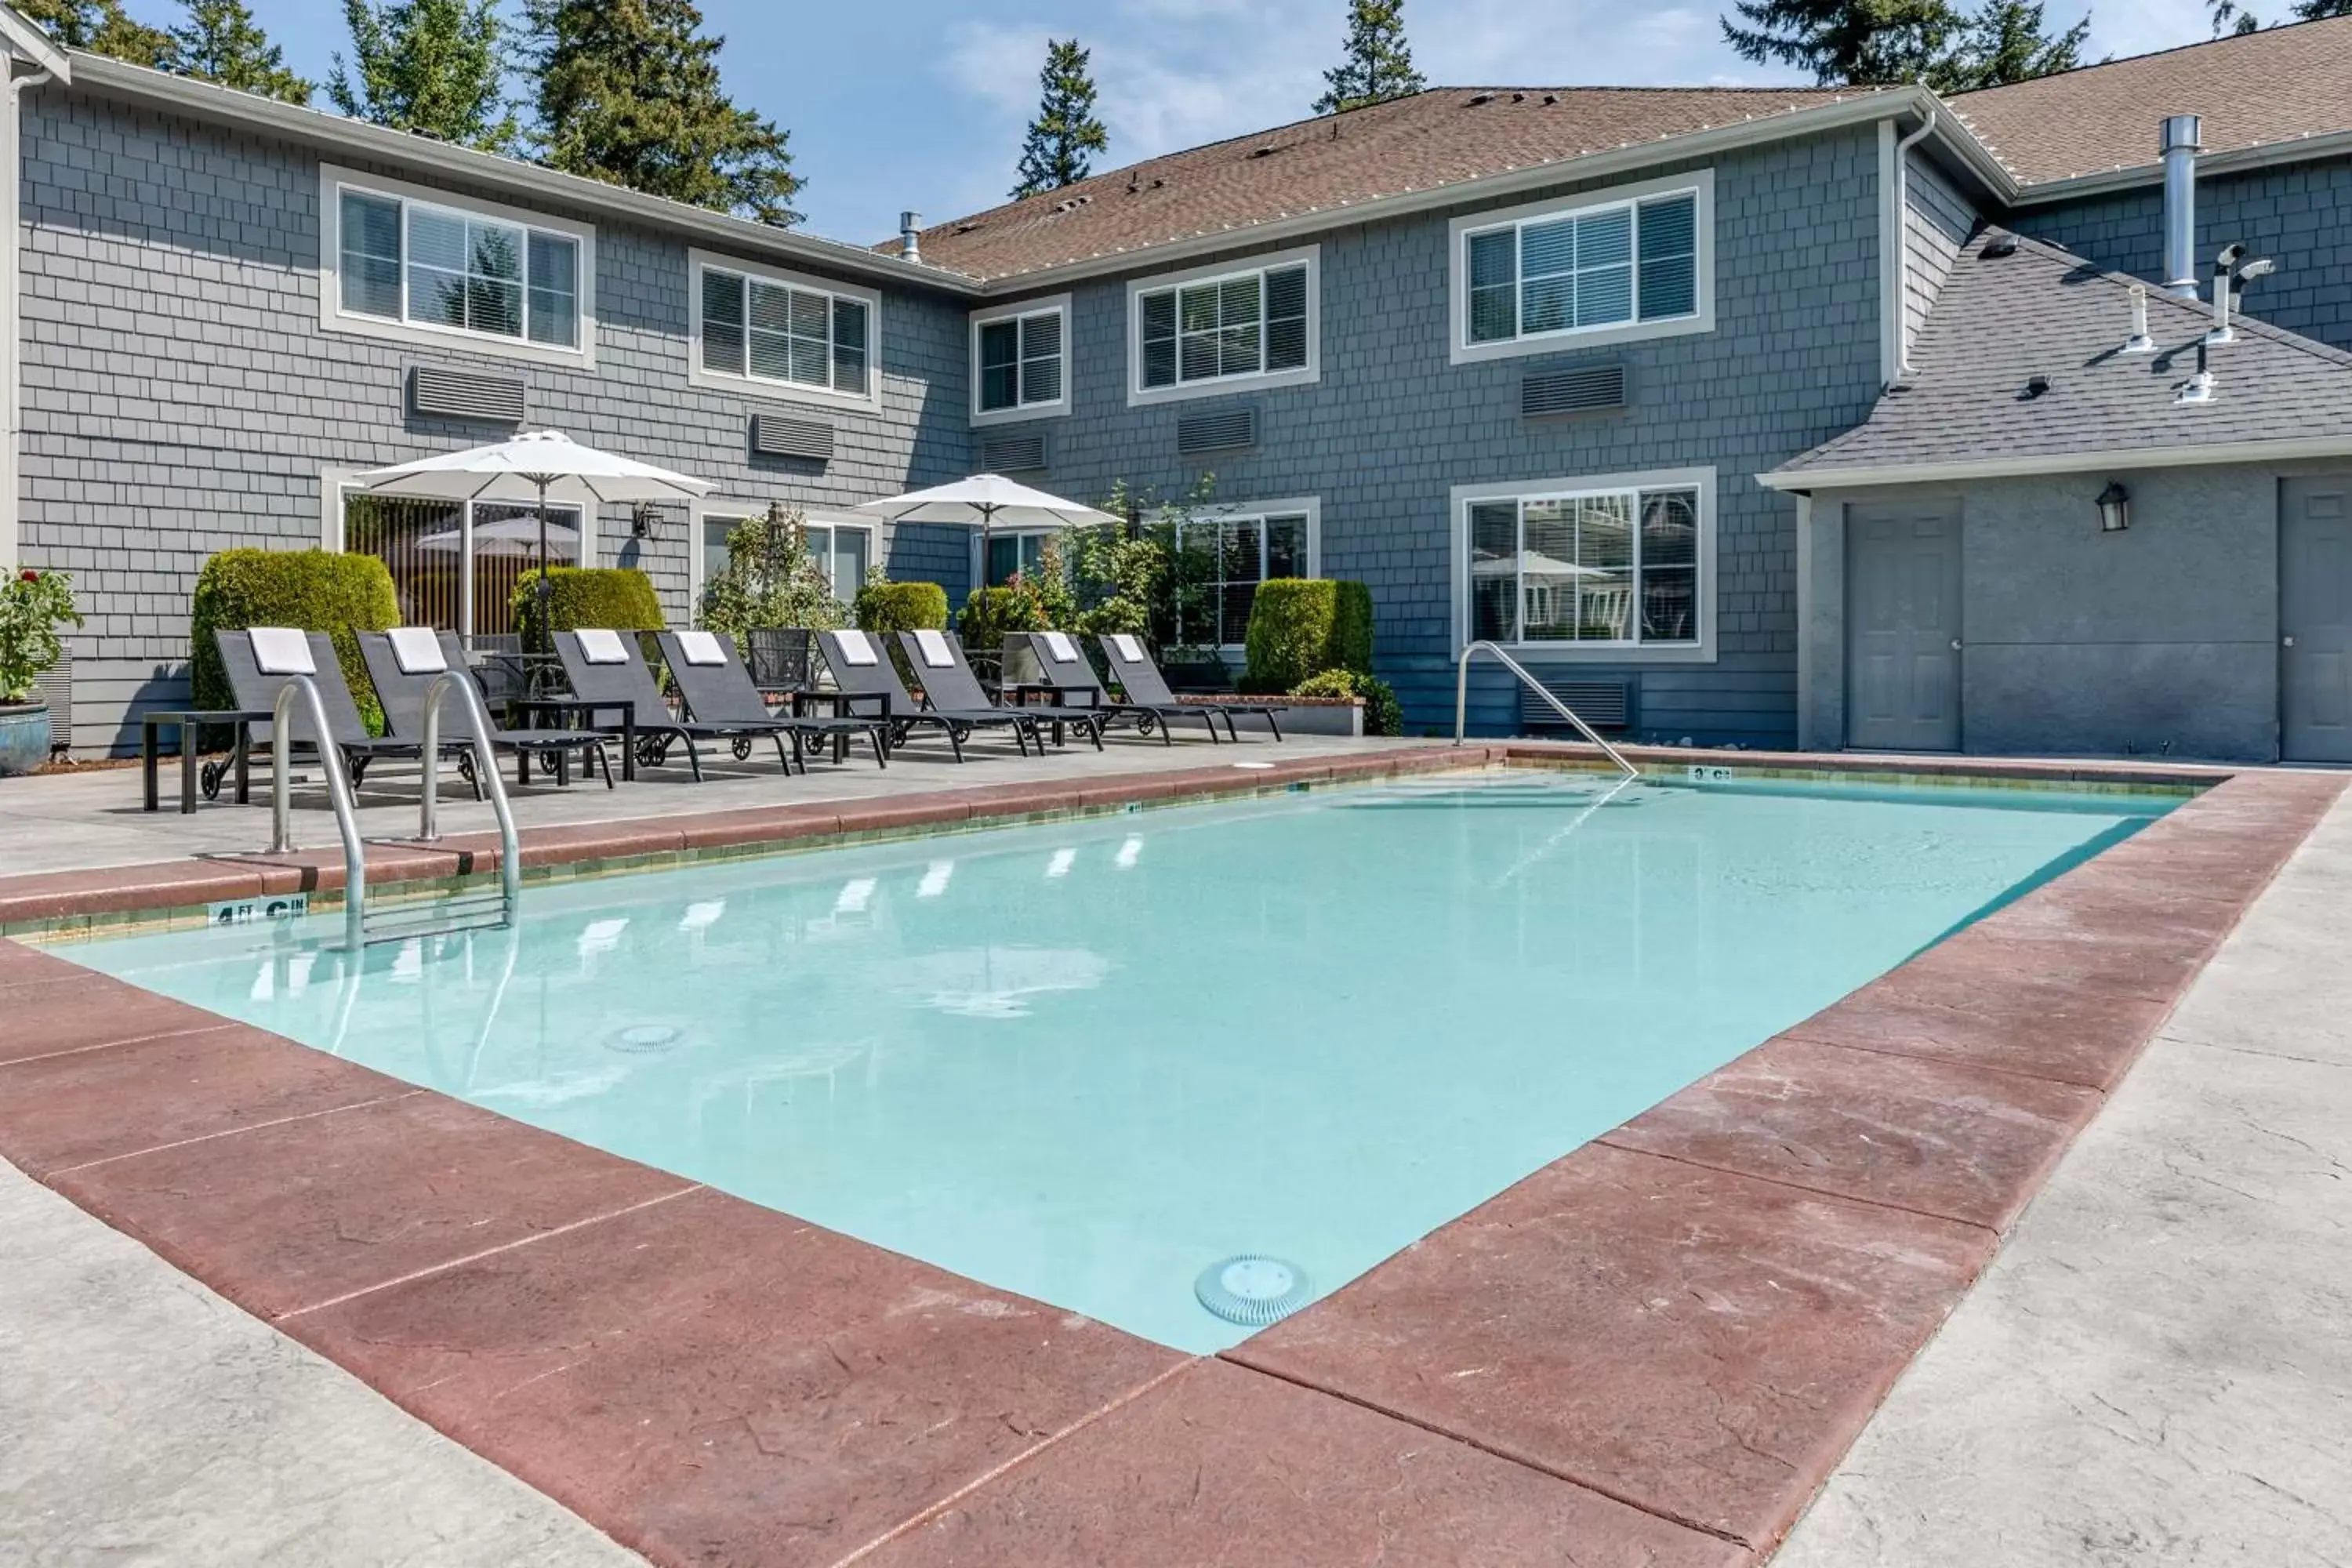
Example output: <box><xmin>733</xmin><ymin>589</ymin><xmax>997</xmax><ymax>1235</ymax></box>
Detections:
<box><xmin>141</xmin><ymin>710</ymin><xmax>268</xmax><ymax>813</ymax></box>
<box><xmin>510</xmin><ymin>698</ymin><xmax>635</xmax><ymax>783</ymax></box>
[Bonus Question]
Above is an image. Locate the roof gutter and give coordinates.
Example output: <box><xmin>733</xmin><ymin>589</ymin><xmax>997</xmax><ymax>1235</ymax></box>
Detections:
<box><xmin>975</xmin><ymin>86</ymin><xmax>2003</xmax><ymax>294</ymax></box>
<box><xmin>1758</xmin><ymin>434</ymin><xmax>2352</xmax><ymax>491</ymax></box>
<box><xmin>2005</xmin><ymin>126</ymin><xmax>2352</xmax><ymax>206</ymax></box>
<box><xmin>63</xmin><ymin>53</ymin><xmax>986</xmax><ymax>296</ymax></box>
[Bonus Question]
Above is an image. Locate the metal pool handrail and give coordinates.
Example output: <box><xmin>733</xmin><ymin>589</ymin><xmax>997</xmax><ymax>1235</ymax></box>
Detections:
<box><xmin>267</xmin><ymin>674</ymin><xmax>367</xmax><ymax>951</ymax></box>
<box><xmin>416</xmin><ymin>669</ymin><xmax>524</xmax><ymax>927</ymax></box>
<box><xmin>1454</xmin><ymin>640</ymin><xmax>1639</xmax><ymax>779</ymax></box>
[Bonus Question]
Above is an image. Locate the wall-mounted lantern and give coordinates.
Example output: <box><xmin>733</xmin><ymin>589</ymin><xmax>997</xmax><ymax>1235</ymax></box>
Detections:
<box><xmin>631</xmin><ymin>502</ymin><xmax>659</xmax><ymax>540</ymax></box>
<box><xmin>2096</xmin><ymin>481</ymin><xmax>2130</xmax><ymax>534</ymax></box>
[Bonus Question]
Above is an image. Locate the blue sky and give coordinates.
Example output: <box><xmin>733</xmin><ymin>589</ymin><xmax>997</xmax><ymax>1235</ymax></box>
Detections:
<box><xmin>239</xmin><ymin>0</ymin><xmax>2213</xmax><ymax>246</ymax></box>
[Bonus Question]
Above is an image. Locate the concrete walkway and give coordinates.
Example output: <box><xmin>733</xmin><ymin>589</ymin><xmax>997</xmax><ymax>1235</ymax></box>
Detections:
<box><xmin>0</xmin><ymin>731</ymin><xmax>1401</xmax><ymax>879</ymax></box>
<box><xmin>0</xmin><ymin>1160</ymin><xmax>644</xmax><ymax>1567</ymax></box>
<box><xmin>1777</xmin><ymin>789</ymin><xmax>2352</xmax><ymax>1566</ymax></box>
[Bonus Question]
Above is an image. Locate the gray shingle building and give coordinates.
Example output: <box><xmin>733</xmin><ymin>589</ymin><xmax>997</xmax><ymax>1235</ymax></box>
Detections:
<box><xmin>3</xmin><ymin>7</ymin><xmax>2351</xmax><ymax>761</ymax></box>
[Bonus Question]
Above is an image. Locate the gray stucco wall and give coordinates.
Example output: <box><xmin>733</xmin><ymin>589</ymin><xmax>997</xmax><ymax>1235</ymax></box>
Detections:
<box><xmin>2010</xmin><ymin>155</ymin><xmax>2352</xmax><ymax>354</ymax></box>
<box><xmin>15</xmin><ymin>84</ymin><xmax>975</xmax><ymax>753</ymax></box>
<box><xmin>970</xmin><ymin>125</ymin><xmax>1887</xmax><ymax>742</ymax></box>
<box><xmin>1804</xmin><ymin>466</ymin><xmax>2288</xmax><ymax>761</ymax></box>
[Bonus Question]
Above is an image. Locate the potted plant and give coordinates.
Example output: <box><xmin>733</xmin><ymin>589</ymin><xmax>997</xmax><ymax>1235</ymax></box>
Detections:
<box><xmin>0</xmin><ymin>566</ymin><xmax>81</xmax><ymax>775</ymax></box>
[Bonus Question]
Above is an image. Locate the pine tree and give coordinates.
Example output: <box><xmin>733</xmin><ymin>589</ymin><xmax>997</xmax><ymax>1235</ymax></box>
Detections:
<box><xmin>2289</xmin><ymin>0</ymin><xmax>2350</xmax><ymax>18</ymax></box>
<box><xmin>169</xmin><ymin>0</ymin><xmax>310</xmax><ymax>103</ymax></box>
<box><xmin>1938</xmin><ymin>0</ymin><xmax>2088</xmax><ymax>89</ymax></box>
<box><xmin>1720</xmin><ymin>0</ymin><xmax>1965</xmax><ymax>85</ymax></box>
<box><xmin>2209</xmin><ymin>0</ymin><xmax>2260</xmax><ymax>31</ymax></box>
<box><xmin>18</xmin><ymin>0</ymin><xmax>175</xmax><ymax>69</ymax></box>
<box><xmin>525</xmin><ymin>0</ymin><xmax>800</xmax><ymax>227</ymax></box>
<box><xmin>1313</xmin><ymin>0</ymin><xmax>1425</xmax><ymax>115</ymax></box>
<box><xmin>1011</xmin><ymin>39</ymin><xmax>1109</xmax><ymax>200</ymax></box>
<box><xmin>330</xmin><ymin>0</ymin><xmax>517</xmax><ymax>152</ymax></box>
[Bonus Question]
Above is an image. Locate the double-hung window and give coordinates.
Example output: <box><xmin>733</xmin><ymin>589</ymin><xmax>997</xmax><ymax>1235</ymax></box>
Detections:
<box><xmin>699</xmin><ymin>512</ymin><xmax>872</xmax><ymax>604</ymax></box>
<box><xmin>1451</xmin><ymin>173</ymin><xmax>1711</xmax><ymax>361</ymax></box>
<box><xmin>1171</xmin><ymin>507</ymin><xmax>1315</xmax><ymax>648</ymax></box>
<box><xmin>1461</xmin><ymin>472</ymin><xmax>1711</xmax><ymax>655</ymax></box>
<box><xmin>1127</xmin><ymin>247</ymin><xmax>1319</xmax><ymax>404</ymax></box>
<box><xmin>324</xmin><ymin>165</ymin><xmax>591</xmax><ymax>362</ymax></box>
<box><xmin>971</xmin><ymin>297</ymin><xmax>1070</xmax><ymax>421</ymax></box>
<box><xmin>691</xmin><ymin>252</ymin><xmax>879</xmax><ymax>407</ymax></box>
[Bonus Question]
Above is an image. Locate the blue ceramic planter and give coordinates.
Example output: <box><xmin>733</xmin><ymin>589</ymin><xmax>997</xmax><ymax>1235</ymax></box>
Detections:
<box><xmin>0</xmin><ymin>703</ymin><xmax>50</xmax><ymax>776</ymax></box>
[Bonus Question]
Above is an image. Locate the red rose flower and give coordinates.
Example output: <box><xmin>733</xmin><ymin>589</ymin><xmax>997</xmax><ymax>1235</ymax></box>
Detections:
<box><xmin>18</xmin><ymin>569</ymin><xmax>36</xmax><ymax>583</ymax></box>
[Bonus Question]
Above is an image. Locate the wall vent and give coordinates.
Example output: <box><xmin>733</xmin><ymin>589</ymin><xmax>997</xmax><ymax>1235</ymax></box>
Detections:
<box><xmin>1176</xmin><ymin>406</ymin><xmax>1257</xmax><ymax>456</ymax></box>
<box><xmin>1519</xmin><ymin>677</ymin><xmax>1635</xmax><ymax>732</ymax></box>
<box><xmin>1522</xmin><ymin>365</ymin><xmax>1628</xmax><ymax>419</ymax></box>
<box><xmin>978</xmin><ymin>430</ymin><xmax>1048</xmax><ymax>472</ymax></box>
<box><xmin>750</xmin><ymin>413</ymin><xmax>834</xmax><ymax>463</ymax></box>
<box><xmin>408</xmin><ymin>365</ymin><xmax>527</xmax><ymax>424</ymax></box>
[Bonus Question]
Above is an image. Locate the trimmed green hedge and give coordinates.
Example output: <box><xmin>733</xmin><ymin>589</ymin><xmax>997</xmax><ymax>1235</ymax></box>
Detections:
<box><xmin>855</xmin><ymin>579</ymin><xmax>949</xmax><ymax>633</ymax></box>
<box><xmin>189</xmin><ymin>550</ymin><xmax>400</xmax><ymax>731</ymax></box>
<box><xmin>513</xmin><ymin>567</ymin><xmax>665</xmax><ymax>652</ymax></box>
<box><xmin>1241</xmin><ymin>579</ymin><xmax>1374</xmax><ymax>692</ymax></box>
<box><xmin>957</xmin><ymin>585</ymin><xmax>1047</xmax><ymax>654</ymax></box>
<box><xmin>1291</xmin><ymin>668</ymin><xmax>1403</xmax><ymax>736</ymax></box>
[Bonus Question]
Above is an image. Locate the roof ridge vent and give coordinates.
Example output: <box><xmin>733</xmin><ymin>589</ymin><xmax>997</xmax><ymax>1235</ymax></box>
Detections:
<box><xmin>1467</xmin><ymin>92</ymin><xmax>1495</xmax><ymax>105</ymax></box>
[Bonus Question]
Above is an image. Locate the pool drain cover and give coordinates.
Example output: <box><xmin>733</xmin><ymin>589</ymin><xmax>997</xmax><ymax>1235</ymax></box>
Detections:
<box><xmin>604</xmin><ymin>1024</ymin><xmax>683</xmax><ymax>1054</ymax></box>
<box><xmin>1195</xmin><ymin>1255</ymin><xmax>1312</xmax><ymax>1326</ymax></box>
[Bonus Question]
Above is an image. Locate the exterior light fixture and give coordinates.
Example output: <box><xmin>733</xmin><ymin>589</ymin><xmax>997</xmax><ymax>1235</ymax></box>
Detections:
<box><xmin>631</xmin><ymin>503</ymin><xmax>659</xmax><ymax>539</ymax></box>
<box><xmin>2096</xmin><ymin>481</ymin><xmax>2130</xmax><ymax>533</ymax></box>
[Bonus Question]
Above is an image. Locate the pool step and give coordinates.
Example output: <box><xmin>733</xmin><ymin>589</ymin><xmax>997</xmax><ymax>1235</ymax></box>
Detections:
<box><xmin>359</xmin><ymin>889</ymin><xmax>514</xmax><ymax>946</ymax></box>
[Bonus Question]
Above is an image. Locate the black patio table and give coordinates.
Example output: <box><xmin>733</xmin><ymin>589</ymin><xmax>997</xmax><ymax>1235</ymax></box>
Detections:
<box><xmin>140</xmin><ymin>709</ymin><xmax>267</xmax><ymax>813</ymax></box>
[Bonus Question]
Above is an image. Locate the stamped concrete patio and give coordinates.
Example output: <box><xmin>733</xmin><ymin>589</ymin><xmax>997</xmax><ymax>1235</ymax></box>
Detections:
<box><xmin>1</xmin><ymin>741</ymin><xmax>2344</xmax><ymax>1565</ymax></box>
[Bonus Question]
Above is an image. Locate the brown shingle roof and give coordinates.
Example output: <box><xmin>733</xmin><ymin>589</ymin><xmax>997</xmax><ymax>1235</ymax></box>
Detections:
<box><xmin>898</xmin><ymin>86</ymin><xmax>1864</xmax><ymax>282</ymax></box>
<box><xmin>1950</xmin><ymin>15</ymin><xmax>2352</xmax><ymax>187</ymax></box>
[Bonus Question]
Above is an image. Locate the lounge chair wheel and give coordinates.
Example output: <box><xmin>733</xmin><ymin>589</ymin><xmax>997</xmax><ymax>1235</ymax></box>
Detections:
<box><xmin>199</xmin><ymin>757</ymin><xmax>227</xmax><ymax>802</ymax></box>
<box><xmin>456</xmin><ymin>750</ymin><xmax>477</xmax><ymax>787</ymax></box>
<box><xmin>731</xmin><ymin>736</ymin><xmax>753</xmax><ymax>761</ymax></box>
<box><xmin>637</xmin><ymin>736</ymin><xmax>668</xmax><ymax>768</ymax></box>
<box><xmin>1137</xmin><ymin>713</ymin><xmax>1157</xmax><ymax>737</ymax></box>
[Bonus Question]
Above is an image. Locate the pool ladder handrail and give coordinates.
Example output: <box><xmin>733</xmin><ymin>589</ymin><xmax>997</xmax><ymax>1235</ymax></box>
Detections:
<box><xmin>1454</xmin><ymin>640</ymin><xmax>1639</xmax><ymax>779</ymax></box>
<box><xmin>267</xmin><ymin>670</ymin><xmax>523</xmax><ymax>949</ymax></box>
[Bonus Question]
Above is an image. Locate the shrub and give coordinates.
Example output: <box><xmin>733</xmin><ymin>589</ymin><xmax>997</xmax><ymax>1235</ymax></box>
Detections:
<box><xmin>513</xmin><ymin>566</ymin><xmax>664</xmax><ymax>652</ymax></box>
<box><xmin>699</xmin><ymin>503</ymin><xmax>847</xmax><ymax>637</ymax></box>
<box><xmin>190</xmin><ymin>550</ymin><xmax>399</xmax><ymax>730</ymax></box>
<box><xmin>1241</xmin><ymin>579</ymin><xmax>1375</xmax><ymax>692</ymax></box>
<box><xmin>958</xmin><ymin>583</ymin><xmax>1047</xmax><ymax>655</ymax></box>
<box><xmin>855</xmin><ymin>579</ymin><xmax>949</xmax><ymax>633</ymax></box>
<box><xmin>0</xmin><ymin>568</ymin><xmax>82</xmax><ymax>705</ymax></box>
<box><xmin>1290</xmin><ymin>667</ymin><xmax>1402</xmax><ymax>736</ymax></box>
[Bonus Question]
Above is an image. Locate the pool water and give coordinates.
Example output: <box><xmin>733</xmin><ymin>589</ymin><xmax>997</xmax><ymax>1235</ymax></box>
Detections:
<box><xmin>69</xmin><ymin>771</ymin><xmax>2173</xmax><ymax>1352</ymax></box>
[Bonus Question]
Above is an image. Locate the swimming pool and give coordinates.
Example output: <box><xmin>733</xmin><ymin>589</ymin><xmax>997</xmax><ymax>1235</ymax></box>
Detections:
<box><xmin>68</xmin><ymin>769</ymin><xmax>2174</xmax><ymax>1352</ymax></box>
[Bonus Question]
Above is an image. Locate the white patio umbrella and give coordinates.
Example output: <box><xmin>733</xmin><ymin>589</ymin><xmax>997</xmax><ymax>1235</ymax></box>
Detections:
<box><xmin>414</xmin><ymin>514</ymin><xmax>583</xmax><ymax>557</ymax></box>
<box><xmin>352</xmin><ymin>431</ymin><xmax>713</xmax><ymax>630</ymax></box>
<box><xmin>851</xmin><ymin>473</ymin><xmax>1120</xmax><ymax>568</ymax></box>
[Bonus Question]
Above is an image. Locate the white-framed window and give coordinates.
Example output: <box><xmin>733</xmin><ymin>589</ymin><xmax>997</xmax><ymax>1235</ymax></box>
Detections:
<box><xmin>1170</xmin><ymin>501</ymin><xmax>1319</xmax><ymax>648</ymax></box>
<box><xmin>689</xmin><ymin>249</ymin><xmax>880</xmax><ymax>410</ymax></box>
<box><xmin>695</xmin><ymin>506</ymin><xmax>873</xmax><ymax>609</ymax></box>
<box><xmin>971</xmin><ymin>296</ymin><xmax>1070</xmax><ymax>423</ymax></box>
<box><xmin>1453</xmin><ymin>468</ymin><xmax>1715</xmax><ymax>662</ymax></box>
<box><xmin>982</xmin><ymin>529</ymin><xmax>1053</xmax><ymax>588</ymax></box>
<box><xmin>1126</xmin><ymin>245</ymin><xmax>1319</xmax><ymax>406</ymax></box>
<box><xmin>325</xmin><ymin>467</ymin><xmax>592</xmax><ymax>640</ymax></box>
<box><xmin>318</xmin><ymin>165</ymin><xmax>596</xmax><ymax>367</ymax></box>
<box><xmin>1449</xmin><ymin>171</ymin><xmax>1713</xmax><ymax>365</ymax></box>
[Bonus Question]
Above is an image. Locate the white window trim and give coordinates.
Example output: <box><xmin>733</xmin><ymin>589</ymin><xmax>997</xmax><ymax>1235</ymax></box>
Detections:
<box><xmin>325</xmin><ymin>466</ymin><xmax>595</xmax><ymax>638</ymax></box>
<box><xmin>317</xmin><ymin>163</ymin><xmax>597</xmax><ymax>369</ymax></box>
<box><xmin>1173</xmin><ymin>496</ymin><xmax>1323</xmax><ymax>650</ymax></box>
<box><xmin>970</xmin><ymin>293</ymin><xmax>1072</xmax><ymax>426</ymax></box>
<box><xmin>690</xmin><ymin>501</ymin><xmax>877</xmax><ymax>618</ymax></box>
<box><xmin>1447</xmin><ymin>170</ymin><xmax>1714</xmax><ymax>366</ymax></box>
<box><xmin>688</xmin><ymin>249</ymin><xmax>882</xmax><ymax>412</ymax></box>
<box><xmin>1450</xmin><ymin>467</ymin><xmax>1716</xmax><ymax>664</ymax></box>
<box><xmin>1125</xmin><ymin>245</ymin><xmax>1320</xmax><ymax>408</ymax></box>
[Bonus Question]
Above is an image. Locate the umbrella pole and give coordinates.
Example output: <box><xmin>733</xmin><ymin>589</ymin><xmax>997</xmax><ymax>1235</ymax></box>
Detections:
<box><xmin>535</xmin><ymin>479</ymin><xmax>550</xmax><ymax>652</ymax></box>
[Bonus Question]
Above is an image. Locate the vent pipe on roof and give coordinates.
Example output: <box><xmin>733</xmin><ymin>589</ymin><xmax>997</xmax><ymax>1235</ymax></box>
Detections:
<box><xmin>898</xmin><ymin>211</ymin><xmax>923</xmax><ymax>263</ymax></box>
<box><xmin>2124</xmin><ymin>285</ymin><xmax>2155</xmax><ymax>354</ymax></box>
<box><xmin>2160</xmin><ymin>115</ymin><xmax>2202</xmax><ymax>299</ymax></box>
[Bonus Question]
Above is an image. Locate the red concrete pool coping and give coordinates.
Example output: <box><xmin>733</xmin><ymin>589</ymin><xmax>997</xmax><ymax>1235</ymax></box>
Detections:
<box><xmin>0</xmin><ymin>749</ymin><xmax>2337</xmax><ymax>1565</ymax></box>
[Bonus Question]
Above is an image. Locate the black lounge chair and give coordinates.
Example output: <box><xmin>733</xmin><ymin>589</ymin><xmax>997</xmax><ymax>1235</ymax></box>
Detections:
<box><xmin>361</xmin><ymin>629</ymin><xmax>615</xmax><ymax>788</ymax></box>
<box><xmin>654</xmin><ymin>629</ymin><xmax>887</xmax><ymax>770</ymax></box>
<box><xmin>816</xmin><ymin>629</ymin><xmax>1040</xmax><ymax>762</ymax></box>
<box><xmin>899</xmin><ymin>629</ymin><xmax>1104</xmax><ymax>753</ymax></box>
<box><xmin>553</xmin><ymin>628</ymin><xmax>800</xmax><ymax>781</ymax></box>
<box><xmin>1018</xmin><ymin>631</ymin><xmax>1222</xmax><ymax>744</ymax></box>
<box><xmin>1095</xmin><ymin>633</ymin><xmax>1285</xmax><ymax>742</ymax></box>
<box><xmin>208</xmin><ymin>626</ymin><xmax>472</xmax><ymax>799</ymax></box>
